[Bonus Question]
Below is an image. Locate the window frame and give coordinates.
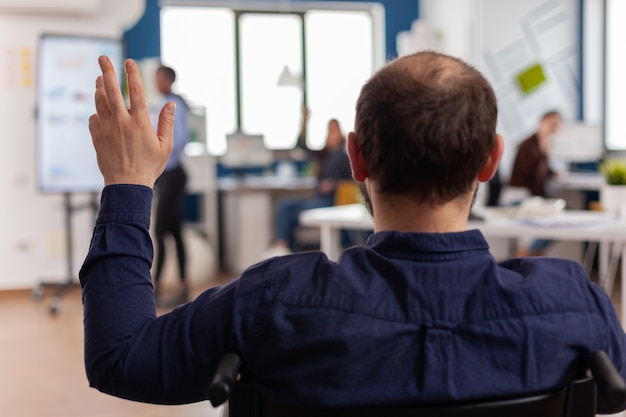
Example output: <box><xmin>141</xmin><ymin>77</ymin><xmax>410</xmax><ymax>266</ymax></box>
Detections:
<box><xmin>160</xmin><ymin>0</ymin><xmax>385</xmax><ymax>155</ymax></box>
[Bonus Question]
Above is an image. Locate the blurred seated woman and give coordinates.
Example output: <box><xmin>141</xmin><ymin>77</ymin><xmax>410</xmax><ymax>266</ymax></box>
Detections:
<box><xmin>268</xmin><ymin>110</ymin><xmax>353</xmax><ymax>255</ymax></box>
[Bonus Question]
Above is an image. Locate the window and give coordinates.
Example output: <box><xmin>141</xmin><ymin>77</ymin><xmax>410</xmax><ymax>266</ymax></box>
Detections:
<box><xmin>161</xmin><ymin>2</ymin><xmax>383</xmax><ymax>155</ymax></box>
<box><xmin>305</xmin><ymin>10</ymin><xmax>374</xmax><ymax>149</ymax></box>
<box><xmin>605</xmin><ymin>0</ymin><xmax>626</xmax><ymax>151</ymax></box>
<box><xmin>160</xmin><ymin>7</ymin><xmax>237</xmax><ymax>155</ymax></box>
<box><xmin>239</xmin><ymin>13</ymin><xmax>302</xmax><ymax>150</ymax></box>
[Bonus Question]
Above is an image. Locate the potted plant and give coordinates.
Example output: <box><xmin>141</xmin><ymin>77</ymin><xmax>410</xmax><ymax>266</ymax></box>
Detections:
<box><xmin>599</xmin><ymin>158</ymin><xmax>626</xmax><ymax>218</ymax></box>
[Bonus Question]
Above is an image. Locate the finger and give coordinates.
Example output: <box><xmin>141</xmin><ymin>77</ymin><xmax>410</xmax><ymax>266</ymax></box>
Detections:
<box><xmin>88</xmin><ymin>113</ymin><xmax>100</xmax><ymax>135</ymax></box>
<box><xmin>125</xmin><ymin>59</ymin><xmax>148</xmax><ymax>115</ymax></box>
<box><xmin>156</xmin><ymin>102</ymin><xmax>176</xmax><ymax>151</ymax></box>
<box><xmin>98</xmin><ymin>55</ymin><xmax>126</xmax><ymax>114</ymax></box>
<box><xmin>93</xmin><ymin>75</ymin><xmax>110</xmax><ymax>117</ymax></box>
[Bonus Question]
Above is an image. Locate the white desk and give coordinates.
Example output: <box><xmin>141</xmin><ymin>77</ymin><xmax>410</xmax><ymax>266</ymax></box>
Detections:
<box><xmin>300</xmin><ymin>204</ymin><xmax>626</xmax><ymax>324</ymax></box>
<box><xmin>217</xmin><ymin>175</ymin><xmax>316</xmax><ymax>192</ymax></box>
<box><xmin>549</xmin><ymin>171</ymin><xmax>604</xmax><ymax>191</ymax></box>
<box><xmin>218</xmin><ymin>175</ymin><xmax>316</xmax><ymax>274</ymax></box>
<box><xmin>545</xmin><ymin>172</ymin><xmax>604</xmax><ymax>211</ymax></box>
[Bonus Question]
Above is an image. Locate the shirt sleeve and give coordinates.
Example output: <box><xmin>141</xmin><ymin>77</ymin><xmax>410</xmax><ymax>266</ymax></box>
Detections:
<box><xmin>79</xmin><ymin>184</ymin><xmax>236</xmax><ymax>404</ymax></box>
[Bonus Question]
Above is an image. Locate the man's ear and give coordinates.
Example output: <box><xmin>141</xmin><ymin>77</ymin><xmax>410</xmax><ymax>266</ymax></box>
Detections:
<box><xmin>347</xmin><ymin>132</ymin><xmax>368</xmax><ymax>182</ymax></box>
<box><xmin>477</xmin><ymin>134</ymin><xmax>504</xmax><ymax>182</ymax></box>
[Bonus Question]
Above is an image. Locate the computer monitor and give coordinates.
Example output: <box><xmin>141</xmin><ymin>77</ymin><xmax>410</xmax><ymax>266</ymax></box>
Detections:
<box><xmin>549</xmin><ymin>122</ymin><xmax>603</xmax><ymax>163</ymax></box>
<box><xmin>220</xmin><ymin>133</ymin><xmax>274</xmax><ymax>171</ymax></box>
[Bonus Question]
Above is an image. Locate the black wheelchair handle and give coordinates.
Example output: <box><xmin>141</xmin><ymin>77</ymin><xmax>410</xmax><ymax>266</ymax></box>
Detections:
<box><xmin>207</xmin><ymin>352</ymin><xmax>242</xmax><ymax>407</ymax></box>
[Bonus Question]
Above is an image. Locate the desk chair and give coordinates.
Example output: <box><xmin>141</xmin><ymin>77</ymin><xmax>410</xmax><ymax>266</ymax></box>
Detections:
<box><xmin>207</xmin><ymin>351</ymin><xmax>626</xmax><ymax>417</ymax></box>
<box><xmin>333</xmin><ymin>180</ymin><xmax>369</xmax><ymax>247</ymax></box>
<box><xmin>334</xmin><ymin>180</ymin><xmax>361</xmax><ymax>206</ymax></box>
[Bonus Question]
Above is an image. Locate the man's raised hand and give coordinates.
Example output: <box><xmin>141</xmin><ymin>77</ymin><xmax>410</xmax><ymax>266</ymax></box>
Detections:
<box><xmin>88</xmin><ymin>56</ymin><xmax>174</xmax><ymax>188</ymax></box>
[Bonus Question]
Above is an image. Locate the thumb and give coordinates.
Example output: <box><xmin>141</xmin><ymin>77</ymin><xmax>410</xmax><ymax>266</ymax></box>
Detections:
<box><xmin>156</xmin><ymin>102</ymin><xmax>176</xmax><ymax>150</ymax></box>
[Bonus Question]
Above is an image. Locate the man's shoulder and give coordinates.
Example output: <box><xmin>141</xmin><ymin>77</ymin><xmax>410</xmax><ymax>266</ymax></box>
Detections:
<box><xmin>500</xmin><ymin>255</ymin><xmax>584</xmax><ymax>273</ymax></box>
<box><xmin>239</xmin><ymin>251</ymin><xmax>332</xmax><ymax>283</ymax></box>
<box><xmin>237</xmin><ymin>247</ymin><xmax>377</xmax><ymax>296</ymax></box>
<box><xmin>498</xmin><ymin>256</ymin><xmax>590</xmax><ymax>289</ymax></box>
<box><xmin>233</xmin><ymin>250</ymin><xmax>337</xmax><ymax>307</ymax></box>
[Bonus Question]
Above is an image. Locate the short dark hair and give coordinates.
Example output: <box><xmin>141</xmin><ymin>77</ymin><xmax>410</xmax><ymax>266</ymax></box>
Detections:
<box><xmin>354</xmin><ymin>51</ymin><xmax>498</xmax><ymax>205</ymax></box>
<box><xmin>157</xmin><ymin>65</ymin><xmax>176</xmax><ymax>83</ymax></box>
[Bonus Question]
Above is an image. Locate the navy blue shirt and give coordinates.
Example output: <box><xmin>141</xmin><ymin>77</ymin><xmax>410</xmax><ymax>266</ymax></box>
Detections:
<box><xmin>80</xmin><ymin>185</ymin><xmax>626</xmax><ymax>409</ymax></box>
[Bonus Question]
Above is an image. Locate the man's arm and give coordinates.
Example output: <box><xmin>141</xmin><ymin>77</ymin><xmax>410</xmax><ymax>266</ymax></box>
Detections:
<box><xmin>80</xmin><ymin>188</ymin><xmax>237</xmax><ymax>404</ymax></box>
<box><xmin>79</xmin><ymin>56</ymin><xmax>235</xmax><ymax>404</ymax></box>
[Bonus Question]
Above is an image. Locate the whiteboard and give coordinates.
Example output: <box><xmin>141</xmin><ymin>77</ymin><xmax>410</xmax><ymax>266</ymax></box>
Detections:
<box><xmin>477</xmin><ymin>0</ymin><xmax>579</xmax><ymax>178</ymax></box>
<box><xmin>37</xmin><ymin>34</ymin><xmax>124</xmax><ymax>193</ymax></box>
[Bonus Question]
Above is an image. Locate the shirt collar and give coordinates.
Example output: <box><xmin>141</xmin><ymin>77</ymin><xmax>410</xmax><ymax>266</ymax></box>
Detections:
<box><xmin>366</xmin><ymin>229</ymin><xmax>489</xmax><ymax>256</ymax></box>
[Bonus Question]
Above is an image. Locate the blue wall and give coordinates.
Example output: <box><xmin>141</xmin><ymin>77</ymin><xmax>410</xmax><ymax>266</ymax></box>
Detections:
<box><xmin>124</xmin><ymin>0</ymin><xmax>161</xmax><ymax>59</ymax></box>
<box><xmin>124</xmin><ymin>0</ymin><xmax>419</xmax><ymax>60</ymax></box>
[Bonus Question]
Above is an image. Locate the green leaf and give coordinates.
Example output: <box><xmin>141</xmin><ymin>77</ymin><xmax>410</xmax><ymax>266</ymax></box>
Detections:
<box><xmin>600</xmin><ymin>159</ymin><xmax>626</xmax><ymax>185</ymax></box>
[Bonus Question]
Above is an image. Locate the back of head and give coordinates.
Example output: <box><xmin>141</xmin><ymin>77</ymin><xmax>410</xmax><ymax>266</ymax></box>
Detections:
<box><xmin>156</xmin><ymin>65</ymin><xmax>176</xmax><ymax>95</ymax></box>
<box><xmin>538</xmin><ymin>110</ymin><xmax>562</xmax><ymax>138</ymax></box>
<box><xmin>354</xmin><ymin>51</ymin><xmax>498</xmax><ymax>205</ymax></box>
<box><xmin>157</xmin><ymin>65</ymin><xmax>176</xmax><ymax>83</ymax></box>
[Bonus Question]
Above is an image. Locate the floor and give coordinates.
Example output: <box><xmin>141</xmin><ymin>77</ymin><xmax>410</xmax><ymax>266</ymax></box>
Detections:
<box><xmin>0</xmin><ymin>287</ymin><xmax>224</xmax><ymax>417</ymax></box>
<box><xmin>0</xmin><ymin>228</ymin><xmax>230</xmax><ymax>417</ymax></box>
<box><xmin>0</xmin><ymin>229</ymin><xmax>623</xmax><ymax>416</ymax></box>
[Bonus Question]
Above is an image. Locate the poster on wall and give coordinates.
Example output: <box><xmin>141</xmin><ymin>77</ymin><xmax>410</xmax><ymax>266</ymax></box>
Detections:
<box><xmin>478</xmin><ymin>0</ymin><xmax>579</xmax><ymax>177</ymax></box>
<box><xmin>37</xmin><ymin>34</ymin><xmax>124</xmax><ymax>193</ymax></box>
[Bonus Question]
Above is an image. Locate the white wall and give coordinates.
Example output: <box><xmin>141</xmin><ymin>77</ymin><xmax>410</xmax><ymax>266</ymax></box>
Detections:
<box><xmin>419</xmin><ymin>0</ymin><xmax>479</xmax><ymax>64</ymax></box>
<box><xmin>0</xmin><ymin>0</ymin><xmax>144</xmax><ymax>289</ymax></box>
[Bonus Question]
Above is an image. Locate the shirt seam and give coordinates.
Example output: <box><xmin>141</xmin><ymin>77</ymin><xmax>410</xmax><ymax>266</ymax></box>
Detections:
<box><xmin>276</xmin><ymin>299</ymin><xmax>594</xmax><ymax>328</ymax></box>
<box><xmin>372</xmin><ymin>248</ymin><xmax>489</xmax><ymax>262</ymax></box>
<box><xmin>246</xmin><ymin>264</ymin><xmax>275</xmax><ymax>351</ymax></box>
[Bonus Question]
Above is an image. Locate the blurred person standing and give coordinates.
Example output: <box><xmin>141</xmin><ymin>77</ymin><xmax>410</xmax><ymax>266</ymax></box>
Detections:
<box><xmin>153</xmin><ymin>65</ymin><xmax>189</xmax><ymax>306</ymax></box>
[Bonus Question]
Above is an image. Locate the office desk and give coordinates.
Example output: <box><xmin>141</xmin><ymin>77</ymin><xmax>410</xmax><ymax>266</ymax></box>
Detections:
<box><xmin>549</xmin><ymin>171</ymin><xmax>604</xmax><ymax>191</ymax></box>
<box><xmin>544</xmin><ymin>172</ymin><xmax>604</xmax><ymax>211</ymax></box>
<box><xmin>300</xmin><ymin>204</ymin><xmax>626</xmax><ymax>324</ymax></box>
<box><xmin>218</xmin><ymin>175</ymin><xmax>317</xmax><ymax>192</ymax></box>
<box><xmin>218</xmin><ymin>175</ymin><xmax>316</xmax><ymax>274</ymax></box>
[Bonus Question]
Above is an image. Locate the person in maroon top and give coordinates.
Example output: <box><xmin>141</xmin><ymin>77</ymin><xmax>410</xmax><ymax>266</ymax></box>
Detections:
<box><xmin>509</xmin><ymin>110</ymin><xmax>562</xmax><ymax>197</ymax></box>
<box><xmin>267</xmin><ymin>110</ymin><xmax>352</xmax><ymax>254</ymax></box>
<box><xmin>509</xmin><ymin>110</ymin><xmax>562</xmax><ymax>256</ymax></box>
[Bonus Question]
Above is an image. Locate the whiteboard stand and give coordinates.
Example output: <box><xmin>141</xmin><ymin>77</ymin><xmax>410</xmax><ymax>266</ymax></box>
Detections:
<box><xmin>31</xmin><ymin>192</ymin><xmax>99</xmax><ymax>315</ymax></box>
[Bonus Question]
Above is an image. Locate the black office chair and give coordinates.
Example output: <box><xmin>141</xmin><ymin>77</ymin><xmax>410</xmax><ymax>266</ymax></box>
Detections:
<box><xmin>207</xmin><ymin>351</ymin><xmax>626</xmax><ymax>417</ymax></box>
